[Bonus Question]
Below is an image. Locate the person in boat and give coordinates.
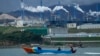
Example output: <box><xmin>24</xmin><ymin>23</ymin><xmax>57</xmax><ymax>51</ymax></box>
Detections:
<box><xmin>58</xmin><ymin>47</ymin><xmax>61</xmax><ymax>51</ymax></box>
<box><xmin>78</xmin><ymin>41</ymin><xmax>83</xmax><ymax>48</ymax></box>
<box><xmin>37</xmin><ymin>46</ymin><xmax>42</xmax><ymax>50</ymax></box>
<box><xmin>69</xmin><ymin>43</ymin><xmax>77</xmax><ymax>53</ymax></box>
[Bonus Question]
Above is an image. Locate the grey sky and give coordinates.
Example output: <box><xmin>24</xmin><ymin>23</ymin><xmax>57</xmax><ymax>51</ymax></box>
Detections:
<box><xmin>0</xmin><ymin>0</ymin><xmax>100</xmax><ymax>12</ymax></box>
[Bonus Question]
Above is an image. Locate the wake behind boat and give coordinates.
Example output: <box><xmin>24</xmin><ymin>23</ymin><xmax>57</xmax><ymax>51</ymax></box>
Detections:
<box><xmin>22</xmin><ymin>46</ymin><xmax>77</xmax><ymax>54</ymax></box>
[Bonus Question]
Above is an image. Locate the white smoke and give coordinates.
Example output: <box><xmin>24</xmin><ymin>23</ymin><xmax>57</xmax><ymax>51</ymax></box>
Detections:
<box><xmin>74</xmin><ymin>4</ymin><xmax>84</xmax><ymax>13</ymax></box>
<box><xmin>22</xmin><ymin>2</ymin><xmax>69</xmax><ymax>13</ymax></box>
<box><xmin>89</xmin><ymin>10</ymin><xmax>100</xmax><ymax>16</ymax></box>
<box><xmin>23</xmin><ymin>3</ymin><xmax>52</xmax><ymax>12</ymax></box>
<box><xmin>36</xmin><ymin>6</ymin><xmax>52</xmax><ymax>12</ymax></box>
<box><xmin>52</xmin><ymin>6</ymin><xmax>69</xmax><ymax>13</ymax></box>
<box><xmin>21</xmin><ymin>2</ymin><xmax>69</xmax><ymax>13</ymax></box>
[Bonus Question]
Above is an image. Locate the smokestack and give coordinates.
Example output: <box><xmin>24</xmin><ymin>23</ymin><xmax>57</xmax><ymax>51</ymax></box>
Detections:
<box><xmin>58</xmin><ymin>0</ymin><xmax>61</xmax><ymax>6</ymax></box>
<box><xmin>40</xmin><ymin>0</ymin><xmax>43</xmax><ymax>21</ymax></box>
<box><xmin>16</xmin><ymin>0</ymin><xmax>24</xmax><ymax>27</ymax></box>
<box><xmin>40</xmin><ymin>0</ymin><xmax>43</xmax><ymax>6</ymax></box>
<box><xmin>21</xmin><ymin>0</ymin><xmax>23</xmax><ymax>2</ymax></box>
<box><xmin>20</xmin><ymin>0</ymin><xmax>24</xmax><ymax>20</ymax></box>
<box><xmin>21</xmin><ymin>0</ymin><xmax>24</xmax><ymax>9</ymax></box>
<box><xmin>96</xmin><ymin>4</ymin><xmax>99</xmax><ymax>20</ymax></box>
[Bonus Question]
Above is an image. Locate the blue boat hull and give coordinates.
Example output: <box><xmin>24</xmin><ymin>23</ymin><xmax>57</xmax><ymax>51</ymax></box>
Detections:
<box><xmin>23</xmin><ymin>47</ymin><xmax>75</xmax><ymax>54</ymax></box>
<box><xmin>34</xmin><ymin>50</ymin><xmax>72</xmax><ymax>54</ymax></box>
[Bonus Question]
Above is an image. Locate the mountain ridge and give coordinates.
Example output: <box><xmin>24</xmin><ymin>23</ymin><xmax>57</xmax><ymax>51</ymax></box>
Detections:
<box><xmin>0</xmin><ymin>3</ymin><xmax>100</xmax><ymax>24</ymax></box>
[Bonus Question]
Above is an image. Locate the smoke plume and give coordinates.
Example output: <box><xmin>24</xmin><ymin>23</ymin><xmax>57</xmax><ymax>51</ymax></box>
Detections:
<box><xmin>74</xmin><ymin>4</ymin><xmax>84</xmax><ymax>13</ymax></box>
<box><xmin>52</xmin><ymin>6</ymin><xmax>69</xmax><ymax>13</ymax></box>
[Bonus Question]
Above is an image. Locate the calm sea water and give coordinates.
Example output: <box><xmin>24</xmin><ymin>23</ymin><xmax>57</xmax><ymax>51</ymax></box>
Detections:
<box><xmin>0</xmin><ymin>47</ymin><xmax>100</xmax><ymax>56</ymax></box>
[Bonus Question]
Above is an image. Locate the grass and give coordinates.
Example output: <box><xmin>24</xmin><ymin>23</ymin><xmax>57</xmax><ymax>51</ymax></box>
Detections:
<box><xmin>68</xmin><ymin>28</ymin><xmax>100</xmax><ymax>33</ymax></box>
<box><xmin>1</xmin><ymin>26</ymin><xmax>100</xmax><ymax>33</ymax></box>
<box><xmin>51</xmin><ymin>37</ymin><xmax>100</xmax><ymax>41</ymax></box>
<box><xmin>0</xmin><ymin>26</ymin><xmax>47</xmax><ymax>34</ymax></box>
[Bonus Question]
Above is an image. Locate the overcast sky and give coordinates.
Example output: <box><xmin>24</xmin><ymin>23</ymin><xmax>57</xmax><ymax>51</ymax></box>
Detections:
<box><xmin>0</xmin><ymin>0</ymin><xmax>100</xmax><ymax>12</ymax></box>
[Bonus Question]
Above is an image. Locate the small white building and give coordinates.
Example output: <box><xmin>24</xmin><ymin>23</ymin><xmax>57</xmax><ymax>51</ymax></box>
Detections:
<box><xmin>77</xmin><ymin>23</ymin><xmax>100</xmax><ymax>29</ymax></box>
<box><xmin>23</xmin><ymin>19</ymin><xmax>45</xmax><ymax>27</ymax></box>
<box><xmin>48</xmin><ymin>27</ymin><xmax>68</xmax><ymax>35</ymax></box>
<box><xmin>67</xmin><ymin>23</ymin><xmax>77</xmax><ymax>28</ymax></box>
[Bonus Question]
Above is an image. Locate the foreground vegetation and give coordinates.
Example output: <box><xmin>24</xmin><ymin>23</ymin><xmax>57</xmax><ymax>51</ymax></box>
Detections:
<box><xmin>0</xmin><ymin>26</ymin><xmax>100</xmax><ymax>46</ymax></box>
<box><xmin>0</xmin><ymin>31</ymin><xmax>43</xmax><ymax>46</ymax></box>
<box><xmin>0</xmin><ymin>26</ymin><xmax>46</xmax><ymax>34</ymax></box>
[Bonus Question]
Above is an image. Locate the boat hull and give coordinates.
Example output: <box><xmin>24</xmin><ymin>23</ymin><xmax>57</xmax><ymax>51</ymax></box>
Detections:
<box><xmin>22</xmin><ymin>47</ymin><xmax>74</xmax><ymax>54</ymax></box>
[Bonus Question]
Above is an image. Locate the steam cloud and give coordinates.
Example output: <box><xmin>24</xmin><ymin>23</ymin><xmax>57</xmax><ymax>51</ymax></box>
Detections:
<box><xmin>52</xmin><ymin>6</ymin><xmax>69</xmax><ymax>13</ymax></box>
<box><xmin>74</xmin><ymin>4</ymin><xmax>84</xmax><ymax>13</ymax></box>
<box><xmin>89</xmin><ymin>10</ymin><xmax>100</xmax><ymax>16</ymax></box>
<box><xmin>23</xmin><ymin>3</ymin><xmax>69</xmax><ymax>13</ymax></box>
<box><xmin>24</xmin><ymin>5</ymin><xmax>52</xmax><ymax>12</ymax></box>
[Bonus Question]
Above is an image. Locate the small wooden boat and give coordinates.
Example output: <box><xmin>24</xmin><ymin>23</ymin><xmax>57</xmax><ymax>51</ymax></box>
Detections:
<box><xmin>22</xmin><ymin>47</ymin><xmax>76</xmax><ymax>54</ymax></box>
